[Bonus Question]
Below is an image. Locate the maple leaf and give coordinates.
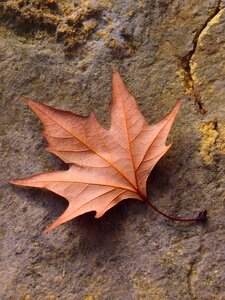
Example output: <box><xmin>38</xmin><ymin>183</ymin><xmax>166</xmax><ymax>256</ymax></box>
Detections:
<box><xmin>12</xmin><ymin>70</ymin><xmax>205</xmax><ymax>232</ymax></box>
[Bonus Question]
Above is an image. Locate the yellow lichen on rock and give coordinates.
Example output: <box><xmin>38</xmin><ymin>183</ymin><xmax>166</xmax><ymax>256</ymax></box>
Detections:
<box><xmin>198</xmin><ymin>8</ymin><xmax>224</xmax><ymax>47</ymax></box>
<box><xmin>176</xmin><ymin>68</ymin><xmax>193</xmax><ymax>91</ymax></box>
<box><xmin>84</xmin><ymin>295</ymin><xmax>93</xmax><ymax>300</ymax></box>
<box><xmin>132</xmin><ymin>275</ymin><xmax>165</xmax><ymax>300</ymax></box>
<box><xmin>199</xmin><ymin>121</ymin><xmax>225</xmax><ymax>164</ymax></box>
<box><xmin>217</xmin><ymin>124</ymin><xmax>225</xmax><ymax>154</ymax></box>
<box><xmin>189</xmin><ymin>60</ymin><xmax>199</xmax><ymax>85</ymax></box>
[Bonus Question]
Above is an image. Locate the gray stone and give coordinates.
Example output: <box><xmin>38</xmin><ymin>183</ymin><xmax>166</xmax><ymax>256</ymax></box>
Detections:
<box><xmin>0</xmin><ymin>0</ymin><xmax>224</xmax><ymax>299</ymax></box>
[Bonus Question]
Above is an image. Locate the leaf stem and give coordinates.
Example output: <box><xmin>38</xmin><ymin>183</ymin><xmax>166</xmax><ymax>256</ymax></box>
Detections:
<box><xmin>145</xmin><ymin>197</ymin><xmax>207</xmax><ymax>222</ymax></box>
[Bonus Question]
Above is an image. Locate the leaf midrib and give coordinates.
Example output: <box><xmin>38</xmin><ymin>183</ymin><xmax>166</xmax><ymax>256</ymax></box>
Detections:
<box><xmin>32</xmin><ymin>102</ymin><xmax>138</xmax><ymax>192</ymax></box>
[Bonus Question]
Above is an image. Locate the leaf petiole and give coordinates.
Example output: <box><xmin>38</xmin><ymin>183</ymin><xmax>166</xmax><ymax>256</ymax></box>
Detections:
<box><xmin>145</xmin><ymin>198</ymin><xmax>207</xmax><ymax>223</ymax></box>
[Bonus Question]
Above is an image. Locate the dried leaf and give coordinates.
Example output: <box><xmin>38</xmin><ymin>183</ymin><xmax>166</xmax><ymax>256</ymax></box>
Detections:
<box><xmin>11</xmin><ymin>70</ymin><xmax>180</xmax><ymax>231</ymax></box>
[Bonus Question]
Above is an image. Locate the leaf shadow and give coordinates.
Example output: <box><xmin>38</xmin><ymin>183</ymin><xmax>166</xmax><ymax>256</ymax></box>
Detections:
<box><xmin>147</xmin><ymin>156</ymin><xmax>174</xmax><ymax>200</ymax></box>
<box><xmin>10</xmin><ymin>181</ymin><xmax>133</xmax><ymax>248</ymax></box>
<box><xmin>66</xmin><ymin>200</ymin><xmax>133</xmax><ymax>250</ymax></box>
<box><xmin>146</xmin><ymin>155</ymin><xmax>209</xmax><ymax>236</ymax></box>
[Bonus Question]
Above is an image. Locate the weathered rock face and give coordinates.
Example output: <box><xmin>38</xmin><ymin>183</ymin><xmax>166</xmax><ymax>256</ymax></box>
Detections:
<box><xmin>0</xmin><ymin>0</ymin><xmax>224</xmax><ymax>299</ymax></box>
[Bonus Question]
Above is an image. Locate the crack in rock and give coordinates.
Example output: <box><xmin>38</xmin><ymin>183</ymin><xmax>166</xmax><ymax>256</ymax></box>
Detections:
<box><xmin>187</xmin><ymin>241</ymin><xmax>205</xmax><ymax>300</ymax></box>
<box><xmin>187</xmin><ymin>261</ymin><xmax>194</xmax><ymax>300</ymax></box>
<box><xmin>179</xmin><ymin>0</ymin><xmax>222</xmax><ymax>114</ymax></box>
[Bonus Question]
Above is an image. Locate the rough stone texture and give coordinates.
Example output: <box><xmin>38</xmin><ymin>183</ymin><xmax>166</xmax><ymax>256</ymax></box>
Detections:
<box><xmin>0</xmin><ymin>0</ymin><xmax>225</xmax><ymax>299</ymax></box>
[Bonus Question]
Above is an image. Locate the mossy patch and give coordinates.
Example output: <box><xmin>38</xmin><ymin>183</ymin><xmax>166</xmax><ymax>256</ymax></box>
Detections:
<box><xmin>199</xmin><ymin>121</ymin><xmax>225</xmax><ymax>164</ymax></box>
<box><xmin>0</xmin><ymin>0</ymin><xmax>135</xmax><ymax>57</ymax></box>
<box><xmin>0</xmin><ymin>0</ymin><xmax>101</xmax><ymax>53</ymax></box>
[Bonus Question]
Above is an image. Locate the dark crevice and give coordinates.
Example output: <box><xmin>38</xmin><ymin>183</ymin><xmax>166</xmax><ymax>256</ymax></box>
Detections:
<box><xmin>187</xmin><ymin>242</ymin><xmax>204</xmax><ymax>300</ymax></box>
<box><xmin>187</xmin><ymin>261</ymin><xmax>195</xmax><ymax>300</ymax></box>
<box><xmin>179</xmin><ymin>0</ymin><xmax>222</xmax><ymax>114</ymax></box>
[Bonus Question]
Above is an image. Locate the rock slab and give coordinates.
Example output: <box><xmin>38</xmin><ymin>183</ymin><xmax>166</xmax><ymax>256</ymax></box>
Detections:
<box><xmin>0</xmin><ymin>0</ymin><xmax>225</xmax><ymax>299</ymax></box>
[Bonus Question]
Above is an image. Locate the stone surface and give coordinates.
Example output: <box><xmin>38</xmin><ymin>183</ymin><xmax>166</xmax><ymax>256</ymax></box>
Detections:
<box><xmin>0</xmin><ymin>0</ymin><xmax>225</xmax><ymax>299</ymax></box>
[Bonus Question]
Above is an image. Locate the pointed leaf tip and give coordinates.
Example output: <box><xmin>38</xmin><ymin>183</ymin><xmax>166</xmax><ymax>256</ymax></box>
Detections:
<box><xmin>43</xmin><ymin>226</ymin><xmax>52</xmax><ymax>233</ymax></box>
<box><xmin>23</xmin><ymin>96</ymin><xmax>33</xmax><ymax>106</ymax></box>
<box><xmin>9</xmin><ymin>179</ymin><xmax>20</xmax><ymax>185</ymax></box>
<box><xmin>111</xmin><ymin>64</ymin><xmax>117</xmax><ymax>73</ymax></box>
<box><xmin>175</xmin><ymin>100</ymin><xmax>181</xmax><ymax>110</ymax></box>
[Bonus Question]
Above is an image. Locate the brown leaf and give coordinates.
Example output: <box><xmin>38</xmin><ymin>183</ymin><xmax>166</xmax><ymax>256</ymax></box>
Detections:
<box><xmin>11</xmin><ymin>70</ymin><xmax>180</xmax><ymax>231</ymax></box>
